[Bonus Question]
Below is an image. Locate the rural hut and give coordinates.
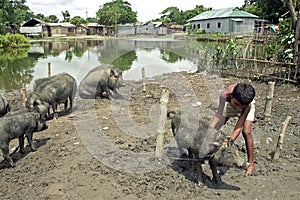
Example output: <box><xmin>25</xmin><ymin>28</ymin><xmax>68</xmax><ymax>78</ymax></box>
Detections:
<box><xmin>20</xmin><ymin>18</ymin><xmax>50</xmax><ymax>37</ymax></box>
<box><xmin>85</xmin><ymin>23</ymin><xmax>105</xmax><ymax>35</ymax></box>
<box><xmin>153</xmin><ymin>22</ymin><xmax>167</xmax><ymax>36</ymax></box>
<box><xmin>118</xmin><ymin>23</ymin><xmax>136</xmax><ymax>36</ymax></box>
<box><xmin>76</xmin><ymin>24</ymin><xmax>89</xmax><ymax>35</ymax></box>
<box><xmin>136</xmin><ymin>21</ymin><xmax>155</xmax><ymax>35</ymax></box>
<box><xmin>187</xmin><ymin>7</ymin><xmax>259</xmax><ymax>34</ymax></box>
<box><xmin>48</xmin><ymin>22</ymin><xmax>76</xmax><ymax>37</ymax></box>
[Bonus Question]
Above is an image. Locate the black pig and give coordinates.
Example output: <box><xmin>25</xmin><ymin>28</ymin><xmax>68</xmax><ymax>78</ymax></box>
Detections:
<box><xmin>78</xmin><ymin>65</ymin><xmax>123</xmax><ymax>99</ymax></box>
<box><xmin>167</xmin><ymin>110</ymin><xmax>247</xmax><ymax>185</ymax></box>
<box><xmin>26</xmin><ymin>73</ymin><xmax>77</xmax><ymax>117</ymax></box>
<box><xmin>0</xmin><ymin>110</ymin><xmax>47</xmax><ymax>167</ymax></box>
<box><xmin>0</xmin><ymin>95</ymin><xmax>10</xmax><ymax>117</ymax></box>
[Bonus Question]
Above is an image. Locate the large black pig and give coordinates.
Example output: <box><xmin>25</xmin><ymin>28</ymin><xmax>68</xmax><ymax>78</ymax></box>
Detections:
<box><xmin>78</xmin><ymin>65</ymin><xmax>123</xmax><ymax>99</ymax></box>
<box><xmin>167</xmin><ymin>111</ymin><xmax>247</xmax><ymax>185</ymax></box>
<box><xmin>26</xmin><ymin>73</ymin><xmax>77</xmax><ymax>117</ymax></box>
<box><xmin>0</xmin><ymin>110</ymin><xmax>47</xmax><ymax>167</ymax></box>
<box><xmin>0</xmin><ymin>95</ymin><xmax>10</xmax><ymax>117</ymax></box>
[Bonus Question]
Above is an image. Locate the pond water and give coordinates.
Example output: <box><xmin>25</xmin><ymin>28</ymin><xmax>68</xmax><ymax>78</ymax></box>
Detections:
<box><xmin>0</xmin><ymin>37</ymin><xmax>214</xmax><ymax>92</ymax></box>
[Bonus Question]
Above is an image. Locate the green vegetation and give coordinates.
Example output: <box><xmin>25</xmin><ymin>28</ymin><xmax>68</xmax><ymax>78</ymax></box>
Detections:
<box><xmin>212</xmin><ymin>38</ymin><xmax>242</xmax><ymax>68</ymax></box>
<box><xmin>242</xmin><ymin>0</ymin><xmax>288</xmax><ymax>25</ymax></box>
<box><xmin>0</xmin><ymin>0</ymin><xmax>31</xmax><ymax>34</ymax></box>
<box><xmin>265</xmin><ymin>18</ymin><xmax>295</xmax><ymax>63</ymax></box>
<box><xmin>96</xmin><ymin>0</ymin><xmax>137</xmax><ymax>26</ymax></box>
<box><xmin>157</xmin><ymin>5</ymin><xmax>211</xmax><ymax>24</ymax></box>
<box><xmin>0</xmin><ymin>33</ymin><xmax>30</xmax><ymax>49</ymax></box>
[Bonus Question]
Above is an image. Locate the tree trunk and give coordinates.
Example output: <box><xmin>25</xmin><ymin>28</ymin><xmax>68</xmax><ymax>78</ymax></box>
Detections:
<box><xmin>286</xmin><ymin>0</ymin><xmax>297</xmax><ymax>30</ymax></box>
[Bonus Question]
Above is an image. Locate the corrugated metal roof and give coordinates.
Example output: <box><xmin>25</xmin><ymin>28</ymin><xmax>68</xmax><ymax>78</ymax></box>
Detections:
<box><xmin>188</xmin><ymin>7</ymin><xmax>258</xmax><ymax>22</ymax></box>
<box><xmin>85</xmin><ymin>23</ymin><xmax>103</xmax><ymax>27</ymax></box>
<box><xmin>48</xmin><ymin>22</ymin><xmax>75</xmax><ymax>27</ymax></box>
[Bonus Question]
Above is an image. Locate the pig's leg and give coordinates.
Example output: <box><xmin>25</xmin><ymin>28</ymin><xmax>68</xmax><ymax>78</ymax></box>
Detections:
<box><xmin>104</xmin><ymin>87</ymin><xmax>112</xmax><ymax>99</ymax></box>
<box><xmin>1</xmin><ymin>144</ymin><xmax>15</xmax><ymax>167</ymax></box>
<box><xmin>209</xmin><ymin>158</ymin><xmax>221</xmax><ymax>184</ymax></box>
<box><xmin>18</xmin><ymin>135</ymin><xmax>25</xmax><ymax>154</ymax></box>
<box><xmin>195</xmin><ymin>160</ymin><xmax>204</xmax><ymax>186</ymax></box>
<box><xmin>26</xmin><ymin>132</ymin><xmax>36</xmax><ymax>152</ymax></box>
<box><xmin>52</xmin><ymin>102</ymin><xmax>59</xmax><ymax>119</ymax></box>
<box><xmin>64</xmin><ymin>99</ymin><xmax>68</xmax><ymax>111</ymax></box>
<box><xmin>68</xmin><ymin>96</ymin><xmax>73</xmax><ymax>111</ymax></box>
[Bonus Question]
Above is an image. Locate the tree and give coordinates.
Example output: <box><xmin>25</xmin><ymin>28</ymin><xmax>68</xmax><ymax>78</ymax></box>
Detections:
<box><xmin>160</xmin><ymin>7</ymin><xmax>183</xmax><ymax>24</ymax></box>
<box><xmin>48</xmin><ymin>15</ymin><xmax>59</xmax><ymax>23</ymax></box>
<box><xmin>0</xmin><ymin>0</ymin><xmax>30</xmax><ymax>33</ymax></box>
<box><xmin>62</xmin><ymin>10</ymin><xmax>71</xmax><ymax>22</ymax></box>
<box><xmin>155</xmin><ymin>5</ymin><xmax>211</xmax><ymax>24</ymax></box>
<box><xmin>32</xmin><ymin>13</ymin><xmax>59</xmax><ymax>23</ymax></box>
<box><xmin>96</xmin><ymin>0</ymin><xmax>137</xmax><ymax>26</ymax></box>
<box><xmin>183</xmin><ymin>5</ymin><xmax>211</xmax><ymax>21</ymax></box>
<box><xmin>241</xmin><ymin>0</ymin><xmax>288</xmax><ymax>24</ymax></box>
<box><xmin>70</xmin><ymin>16</ymin><xmax>86</xmax><ymax>26</ymax></box>
<box><xmin>86</xmin><ymin>17</ymin><xmax>98</xmax><ymax>23</ymax></box>
<box><xmin>35</xmin><ymin>13</ymin><xmax>46</xmax><ymax>20</ymax></box>
<box><xmin>286</xmin><ymin>0</ymin><xmax>297</xmax><ymax>30</ymax></box>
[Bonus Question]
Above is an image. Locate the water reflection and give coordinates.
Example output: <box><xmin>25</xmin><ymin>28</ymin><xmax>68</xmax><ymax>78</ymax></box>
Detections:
<box><xmin>0</xmin><ymin>38</ymin><xmax>201</xmax><ymax>91</ymax></box>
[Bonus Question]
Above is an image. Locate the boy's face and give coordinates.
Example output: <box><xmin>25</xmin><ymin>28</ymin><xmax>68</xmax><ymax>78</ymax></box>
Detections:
<box><xmin>230</xmin><ymin>97</ymin><xmax>248</xmax><ymax>111</ymax></box>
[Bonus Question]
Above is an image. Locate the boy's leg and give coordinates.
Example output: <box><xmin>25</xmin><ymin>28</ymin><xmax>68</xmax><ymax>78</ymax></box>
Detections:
<box><xmin>242</xmin><ymin>120</ymin><xmax>255</xmax><ymax>176</ymax></box>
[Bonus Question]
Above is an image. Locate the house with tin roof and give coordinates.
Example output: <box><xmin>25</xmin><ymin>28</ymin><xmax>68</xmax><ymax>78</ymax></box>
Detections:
<box><xmin>187</xmin><ymin>7</ymin><xmax>259</xmax><ymax>34</ymax></box>
<box><xmin>20</xmin><ymin>18</ymin><xmax>50</xmax><ymax>37</ymax></box>
<box><xmin>20</xmin><ymin>18</ymin><xmax>76</xmax><ymax>37</ymax></box>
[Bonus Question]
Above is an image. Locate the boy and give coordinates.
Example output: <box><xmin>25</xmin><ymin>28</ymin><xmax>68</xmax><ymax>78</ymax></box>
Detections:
<box><xmin>208</xmin><ymin>83</ymin><xmax>256</xmax><ymax>176</ymax></box>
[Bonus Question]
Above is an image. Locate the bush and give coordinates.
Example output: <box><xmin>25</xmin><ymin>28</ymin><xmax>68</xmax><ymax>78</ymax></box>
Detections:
<box><xmin>0</xmin><ymin>33</ymin><xmax>30</xmax><ymax>49</ymax></box>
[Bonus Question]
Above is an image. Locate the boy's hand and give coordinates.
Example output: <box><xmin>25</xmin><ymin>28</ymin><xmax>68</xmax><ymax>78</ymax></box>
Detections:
<box><xmin>245</xmin><ymin>163</ymin><xmax>255</xmax><ymax>176</ymax></box>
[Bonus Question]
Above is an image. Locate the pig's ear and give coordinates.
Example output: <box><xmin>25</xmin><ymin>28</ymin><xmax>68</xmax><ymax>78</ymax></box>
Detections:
<box><xmin>110</xmin><ymin>69</ymin><xmax>116</xmax><ymax>77</ymax></box>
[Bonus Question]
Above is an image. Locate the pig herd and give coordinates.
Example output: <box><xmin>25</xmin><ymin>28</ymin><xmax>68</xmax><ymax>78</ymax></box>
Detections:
<box><xmin>0</xmin><ymin>64</ymin><xmax>246</xmax><ymax>186</ymax></box>
<box><xmin>0</xmin><ymin>65</ymin><xmax>123</xmax><ymax>168</ymax></box>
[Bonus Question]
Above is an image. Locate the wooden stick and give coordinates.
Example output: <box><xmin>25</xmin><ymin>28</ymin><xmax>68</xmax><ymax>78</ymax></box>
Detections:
<box><xmin>234</xmin><ymin>57</ymin><xmax>296</xmax><ymax>66</ymax></box>
<box><xmin>273</xmin><ymin>116</ymin><xmax>292</xmax><ymax>160</ymax></box>
<box><xmin>48</xmin><ymin>62</ymin><xmax>51</xmax><ymax>77</ymax></box>
<box><xmin>154</xmin><ymin>88</ymin><xmax>169</xmax><ymax>159</ymax></box>
<box><xmin>21</xmin><ymin>83</ymin><xmax>26</xmax><ymax>107</ymax></box>
<box><xmin>264</xmin><ymin>81</ymin><xmax>275</xmax><ymax>121</ymax></box>
<box><xmin>142</xmin><ymin>67</ymin><xmax>146</xmax><ymax>92</ymax></box>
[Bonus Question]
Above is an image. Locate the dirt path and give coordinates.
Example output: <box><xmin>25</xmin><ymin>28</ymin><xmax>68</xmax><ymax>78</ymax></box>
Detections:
<box><xmin>0</xmin><ymin>72</ymin><xmax>300</xmax><ymax>199</ymax></box>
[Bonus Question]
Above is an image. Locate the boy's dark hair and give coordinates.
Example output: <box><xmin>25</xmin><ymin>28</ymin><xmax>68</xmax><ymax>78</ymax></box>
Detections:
<box><xmin>232</xmin><ymin>83</ymin><xmax>255</xmax><ymax>105</ymax></box>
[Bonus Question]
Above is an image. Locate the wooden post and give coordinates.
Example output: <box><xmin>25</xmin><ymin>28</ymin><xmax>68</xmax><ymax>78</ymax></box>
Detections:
<box><xmin>21</xmin><ymin>83</ymin><xmax>26</xmax><ymax>107</ymax></box>
<box><xmin>142</xmin><ymin>67</ymin><xmax>146</xmax><ymax>92</ymax></box>
<box><xmin>154</xmin><ymin>88</ymin><xmax>169</xmax><ymax>159</ymax></box>
<box><xmin>273</xmin><ymin>116</ymin><xmax>292</xmax><ymax>160</ymax></box>
<box><xmin>48</xmin><ymin>62</ymin><xmax>51</xmax><ymax>77</ymax></box>
<box><xmin>264</xmin><ymin>81</ymin><xmax>275</xmax><ymax>121</ymax></box>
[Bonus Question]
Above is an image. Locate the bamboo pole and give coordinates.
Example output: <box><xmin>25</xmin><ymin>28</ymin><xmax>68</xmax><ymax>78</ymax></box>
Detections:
<box><xmin>234</xmin><ymin>57</ymin><xmax>296</xmax><ymax>66</ymax></box>
<box><xmin>154</xmin><ymin>88</ymin><xmax>169</xmax><ymax>159</ymax></box>
<box><xmin>21</xmin><ymin>83</ymin><xmax>26</xmax><ymax>107</ymax></box>
<box><xmin>273</xmin><ymin>116</ymin><xmax>292</xmax><ymax>160</ymax></box>
<box><xmin>48</xmin><ymin>62</ymin><xmax>51</xmax><ymax>77</ymax></box>
<box><xmin>264</xmin><ymin>81</ymin><xmax>275</xmax><ymax>121</ymax></box>
<box><xmin>142</xmin><ymin>67</ymin><xmax>146</xmax><ymax>92</ymax></box>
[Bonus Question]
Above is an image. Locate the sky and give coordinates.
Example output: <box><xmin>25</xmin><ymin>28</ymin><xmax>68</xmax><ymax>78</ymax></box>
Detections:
<box><xmin>25</xmin><ymin>0</ymin><xmax>245</xmax><ymax>22</ymax></box>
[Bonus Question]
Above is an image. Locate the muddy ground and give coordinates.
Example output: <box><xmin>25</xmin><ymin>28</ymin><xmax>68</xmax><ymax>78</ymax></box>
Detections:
<box><xmin>0</xmin><ymin>71</ymin><xmax>299</xmax><ymax>200</ymax></box>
